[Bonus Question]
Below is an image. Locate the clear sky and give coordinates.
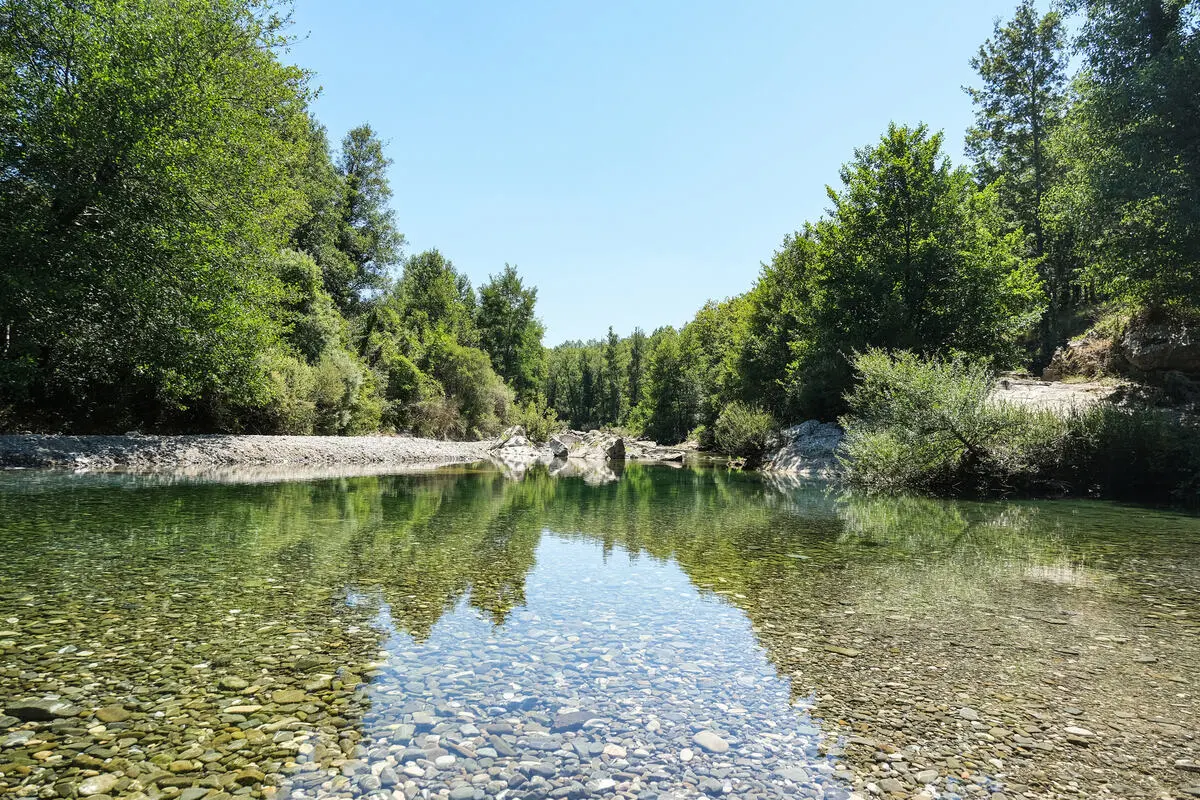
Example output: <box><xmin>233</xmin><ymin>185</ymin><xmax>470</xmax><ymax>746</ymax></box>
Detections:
<box><xmin>288</xmin><ymin>0</ymin><xmax>1040</xmax><ymax>345</ymax></box>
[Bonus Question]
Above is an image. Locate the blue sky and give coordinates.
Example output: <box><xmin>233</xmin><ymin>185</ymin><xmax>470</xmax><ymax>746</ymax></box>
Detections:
<box><xmin>289</xmin><ymin>0</ymin><xmax>1041</xmax><ymax>345</ymax></box>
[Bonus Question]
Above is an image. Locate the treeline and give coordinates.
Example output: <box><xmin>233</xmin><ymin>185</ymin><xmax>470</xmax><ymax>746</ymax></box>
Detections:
<box><xmin>543</xmin><ymin>0</ymin><xmax>1200</xmax><ymax>443</ymax></box>
<box><xmin>2</xmin><ymin>0</ymin><xmax>1197</xmax><ymax>442</ymax></box>
<box><xmin>0</xmin><ymin>0</ymin><xmax>545</xmax><ymax>436</ymax></box>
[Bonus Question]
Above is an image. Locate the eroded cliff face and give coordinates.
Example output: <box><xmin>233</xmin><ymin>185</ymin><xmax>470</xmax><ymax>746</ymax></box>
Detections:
<box><xmin>1043</xmin><ymin>311</ymin><xmax>1200</xmax><ymax>383</ymax></box>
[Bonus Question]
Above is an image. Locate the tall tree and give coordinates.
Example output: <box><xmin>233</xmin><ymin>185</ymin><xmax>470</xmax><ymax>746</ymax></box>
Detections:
<box><xmin>602</xmin><ymin>327</ymin><xmax>628</xmax><ymax>424</ymax></box>
<box><xmin>333</xmin><ymin>124</ymin><xmax>404</xmax><ymax>312</ymax></box>
<box><xmin>0</xmin><ymin>0</ymin><xmax>314</xmax><ymax>429</ymax></box>
<box><xmin>1058</xmin><ymin>0</ymin><xmax>1200</xmax><ymax>306</ymax></box>
<box><xmin>476</xmin><ymin>265</ymin><xmax>545</xmax><ymax>400</ymax></box>
<box><xmin>966</xmin><ymin>0</ymin><xmax>1069</xmax><ymax>256</ymax></box>
<box><xmin>394</xmin><ymin>250</ymin><xmax>476</xmax><ymax>342</ymax></box>
<box><xmin>966</xmin><ymin>0</ymin><xmax>1072</xmax><ymax>363</ymax></box>
<box><xmin>795</xmin><ymin>124</ymin><xmax>1044</xmax><ymax>417</ymax></box>
<box><xmin>626</xmin><ymin>327</ymin><xmax>648</xmax><ymax>412</ymax></box>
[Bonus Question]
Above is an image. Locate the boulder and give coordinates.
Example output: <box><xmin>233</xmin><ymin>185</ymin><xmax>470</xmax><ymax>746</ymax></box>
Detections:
<box><xmin>548</xmin><ymin>434</ymin><xmax>573</xmax><ymax>459</ymax></box>
<box><xmin>762</xmin><ymin>420</ymin><xmax>843</xmax><ymax>478</ymax></box>
<box><xmin>489</xmin><ymin>425</ymin><xmax>530</xmax><ymax>451</ymax></box>
<box><xmin>1121</xmin><ymin>320</ymin><xmax>1200</xmax><ymax>374</ymax></box>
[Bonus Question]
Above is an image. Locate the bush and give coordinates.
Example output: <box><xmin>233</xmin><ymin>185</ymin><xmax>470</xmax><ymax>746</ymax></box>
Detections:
<box><xmin>1059</xmin><ymin>404</ymin><xmax>1200</xmax><ymax>504</ymax></box>
<box><xmin>513</xmin><ymin>395</ymin><xmax>564</xmax><ymax>443</ymax></box>
<box><xmin>712</xmin><ymin>401</ymin><xmax>776</xmax><ymax>461</ymax></box>
<box><xmin>840</xmin><ymin>348</ymin><xmax>1200</xmax><ymax>504</ymax></box>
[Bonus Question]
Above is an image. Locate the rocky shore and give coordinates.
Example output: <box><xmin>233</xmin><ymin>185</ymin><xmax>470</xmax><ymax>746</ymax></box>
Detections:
<box><xmin>0</xmin><ymin>434</ymin><xmax>494</xmax><ymax>472</ymax></box>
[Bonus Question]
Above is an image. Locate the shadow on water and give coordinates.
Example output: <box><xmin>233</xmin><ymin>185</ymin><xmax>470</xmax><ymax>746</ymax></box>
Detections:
<box><xmin>1</xmin><ymin>464</ymin><xmax>1199</xmax><ymax>797</ymax></box>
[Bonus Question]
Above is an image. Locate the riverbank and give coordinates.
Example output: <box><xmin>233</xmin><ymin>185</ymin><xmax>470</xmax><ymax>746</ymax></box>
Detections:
<box><xmin>0</xmin><ymin>434</ymin><xmax>493</xmax><ymax>471</ymax></box>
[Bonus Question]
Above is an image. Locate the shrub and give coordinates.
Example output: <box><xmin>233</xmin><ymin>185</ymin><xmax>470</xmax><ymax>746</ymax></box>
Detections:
<box><xmin>840</xmin><ymin>348</ymin><xmax>1200</xmax><ymax>504</ymax></box>
<box><xmin>712</xmin><ymin>401</ymin><xmax>776</xmax><ymax>461</ymax></box>
<box><xmin>513</xmin><ymin>395</ymin><xmax>564</xmax><ymax>443</ymax></box>
<box><xmin>839</xmin><ymin>349</ymin><xmax>1069</xmax><ymax>492</ymax></box>
<box><xmin>1059</xmin><ymin>404</ymin><xmax>1200</xmax><ymax>504</ymax></box>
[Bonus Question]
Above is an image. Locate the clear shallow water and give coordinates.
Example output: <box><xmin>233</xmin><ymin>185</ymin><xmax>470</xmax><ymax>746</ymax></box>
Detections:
<box><xmin>0</xmin><ymin>465</ymin><xmax>1198</xmax><ymax>800</ymax></box>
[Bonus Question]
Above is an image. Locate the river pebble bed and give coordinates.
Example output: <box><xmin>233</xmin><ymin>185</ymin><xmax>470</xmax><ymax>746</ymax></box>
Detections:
<box><xmin>0</xmin><ymin>466</ymin><xmax>1198</xmax><ymax>800</ymax></box>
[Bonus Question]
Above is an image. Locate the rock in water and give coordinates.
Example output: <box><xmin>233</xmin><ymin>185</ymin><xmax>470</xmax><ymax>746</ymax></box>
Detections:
<box><xmin>552</xmin><ymin>710</ymin><xmax>599</xmax><ymax>732</ymax></box>
<box><xmin>6</xmin><ymin>698</ymin><xmax>81</xmax><ymax>721</ymax></box>
<box><xmin>78</xmin><ymin>774</ymin><xmax>119</xmax><ymax>797</ymax></box>
<box><xmin>692</xmin><ymin>730</ymin><xmax>730</xmax><ymax>753</ymax></box>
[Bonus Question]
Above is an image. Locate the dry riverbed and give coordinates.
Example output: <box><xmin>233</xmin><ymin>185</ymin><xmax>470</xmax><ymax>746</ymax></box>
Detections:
<box><xmin>0</xmin><ymin>434</ymin><xmax>493</xmax><ymax>472</ymax></box>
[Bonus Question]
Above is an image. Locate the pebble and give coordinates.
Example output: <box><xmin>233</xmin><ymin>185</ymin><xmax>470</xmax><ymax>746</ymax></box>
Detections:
<box><xmin>692</xmin><ymin>730</ymin><xmax>730</xmax><ymax>753</ymax></box>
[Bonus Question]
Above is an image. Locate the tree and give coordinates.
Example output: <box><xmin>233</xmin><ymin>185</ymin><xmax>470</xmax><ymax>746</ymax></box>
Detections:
<box><xmin>794</xmin><ymin>124</ymin><xmax>1044</xmax><ymax>418</ymax></box>
<box><xmin>738</xmin><ymin>232</ymin><xmax>819</xmax><ymax>418</ymax></box>
<box><xmin>626</xmin><ymin>327</ymin><xmax>649</xmax><ymax>411</ymax></box>
<box><xmin>1056</xmin><ymin>0</ymin><xmax>1200</xmax><ymax>306</ymax></box>
<box><xmin>476</xmin><ymin>265</ymin><xmax>545</xmax><ymax>400</ymax></box>
<box><xmin>333</xmin><ymin>124</ymin><xmax>404</xmax><ymax>312</ymax></box>
<box><xmin>602</xmin><ymin>327</ymin><xmax>628</xmax><ymax>424</ymax></box>
<box><xmin>0</xmin><ymin>0</ymin><xmax>315</xmax><ymax>430</ymax></box>
<box><xmin>966</xmin><ymin>0</ymin><xmax>1069</xmax><ymax>257</ymax></box>
<box><xmin>396</xmin><ymin>249</ymin><xmax>477</xmax><ymax>344</ymax></box>
<box><xmin>966</xmin><ymin>0</ymin><xmax>1073</xmax><ymax>362</ymax></box>
<box><xmin>639</xmin><ymin>328</ymin><xmax>701</xmax><ymax>443</ymax></box>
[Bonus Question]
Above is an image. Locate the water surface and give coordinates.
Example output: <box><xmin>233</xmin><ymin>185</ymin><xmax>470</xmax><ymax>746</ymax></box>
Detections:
<box><xmin>0</xmin><ymin>465</ymin><xmax>1198</xmax><ymax>800</ymax></box>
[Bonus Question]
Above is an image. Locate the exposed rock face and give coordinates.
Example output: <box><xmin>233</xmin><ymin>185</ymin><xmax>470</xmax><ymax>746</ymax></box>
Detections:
<box><xmin>1121</xmin><ymin>321</ymin><xmax>1200</xmax><ymax>373</ymax></box>
<box><xmin>992</xmin><ymin>377</ymin><xmax>1118</xmax><ymax>412</ymax></box>
<box><xmin>571</xmin><ymin>431</ymin><xmax>625</xmax><ymax>461</ymax></box>
<box><xmin>762</xmin><ymin>421</ymin><xmax>843</xmax><ymax>478</ymax></box>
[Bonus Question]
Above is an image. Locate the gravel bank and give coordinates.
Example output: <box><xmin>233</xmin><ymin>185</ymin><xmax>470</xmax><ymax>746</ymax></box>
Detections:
<box><xmin>0</xmin><ymin>434</ymin><xmax>493</xmax><ymax>471</ymax></box>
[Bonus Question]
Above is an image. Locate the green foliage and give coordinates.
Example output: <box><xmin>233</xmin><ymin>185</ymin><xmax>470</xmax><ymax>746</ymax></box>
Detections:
<box><xmin>476</xmin><ymin>265</ymin><xmax>545</xmax><ymax>400</ymax></box>
<box><xmin>712</xmin><ymin>402</ymin><xmax>776</xmax><ymax>462</ymax></box>
<box><xmin>398</xmin><ymin>250</ymin><xmax>479</xmax><ymax>345</ymax></box>
<box><xmin>840</xmin><ymin>349</ymin><xmax>1055</xmax><ymax>492</ymax></box>
<box><xmin>0</xmin><ymin>0</ymin><xmax>313</xmax><ymax>430</ymax></box>
<box><xmin>332</xmin><ymin>124</ymin><xmax>404</xmax><ymax>312</ymax></box>
<box><xmin>512</xmin><ymin>395</ymin><xmax>564</xmax><ymax>444</ymax></box>
<box><xmin>841</xmin><ymin>349</ymin><xmax>1200</xmax><ymax>504</ymax></box>
<box><xmin>965</xmin><ymin>0</ymin><xmax>1076</xmax><ymax>364</ymax></box>
<box><xmin>1056</xmin><ymin>0</ymin><xmax>1200</xmax><ymax>306</ymax></box>
<box><xmin>639</xmin><ymin>328</ymin><xmax>703</xmax><ymax>444</ymax></box>
<box><xmin>743</xmin><ymin>125</ymin><xmax>1046</xmax><ymax>421</ymax></box>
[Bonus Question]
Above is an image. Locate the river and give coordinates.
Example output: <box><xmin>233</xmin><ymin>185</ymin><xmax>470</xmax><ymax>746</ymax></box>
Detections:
<box><xmin>0</xmin><ymin>464</ymin><xmax>1197</xmax><ymax>799</ymax></box>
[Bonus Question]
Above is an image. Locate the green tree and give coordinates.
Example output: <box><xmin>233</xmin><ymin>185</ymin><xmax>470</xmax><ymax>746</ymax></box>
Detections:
<box><xmin>397</xmin><ymin>249</ymin><xmax>477</xmax><ymax>344</ymax></box>
<box><xmin>793</xmin><ymin>125</ymin><xmax>1045</xmax><ymax>418</ymax></box>
<box><xmin>639</xmin><ymin>328</ymin><xmax>701</xmax><ymax>443</ymax></box>
<box><xmin>1056</xmin><ymin>0</ymin><xmax>1200</xmax><ymax>306</ymax></box>
<box><xmin>333</xmin><ymin>124</ymin><xmax>404</xmax><ymax>312</ymax></box>
<box><xmin>602</xmin><ymin>327</ymin><xmax>628</xmax><ymax>425</ymax></box>
<box><xmin>476</xmin><ymin>264</ymin><xmax>545</xmax><ymax>400</ymax></box>
<box><xmin>626</xmin><ymin>327</ymin><xmax>649</xmax><ymax>412</ymax></box>
<box><xmin>966</xmin><ymin>0</ymin><xmax>1074</xmax><ymax>362</ymax></box>
<box><xmin>966</xmin><ymin>0</ymin><xmax>1068</xmax><ymax>258</ymax></box>
<box><xmin>738</xmin><ymin>232</ymin><xmax>819</xmax><ymax>418</ymax></box>
<box><xmin>0</xmin><ymin>0</ymin><xmax>314</xmax><ymax>430</ymax></box>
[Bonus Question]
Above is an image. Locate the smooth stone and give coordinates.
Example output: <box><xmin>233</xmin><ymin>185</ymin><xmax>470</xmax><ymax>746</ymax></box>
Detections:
<box><xmin>179</xmin><ymin>789</ymin><xmax>211</xmax><ymax>800</ymax></box>
<box><xmin>95</xmin><ymin>705</ymin><xmax>131</xmax><ymax>724</ymax></box>
<box><xmin>822</xmin><ymin>645</ymin><xmax>861</xmax><ymax>657</ymax></box>
<box><xmin>271</xmin><ymin>690</ymin><xmax>308</xmax><ymax>705</ymax></box>
<box><xmin>218</xmin><ymin>676</ymin><xmax>249</xmax><ymax>691</ymax></box>
<box><xmin>551</xmin><ymin>711</ymin><xmax>598</xmax><ymax>732</ymax></box>
<box><xmin>680</xmin><ymin>748</ymin><xmax>694</xmax><ymax>763</ymax></box>
<box><xmin>449</xmin><ymin>788</ymin><xmax>475</xmax><ymax>800</ymax></box>
<box><xmin>6</xmin><ymin>699</ymin><xmax>81</xmax><ymax>721</ymax></box>
<box><xmin>692</xmin><ymin>731</ymin><xmax>729</xmax><ymax>754</ymax></box>
<box><xmin>78</xmin><ymin>774</ymin><xmax>119</xmax><ymax>797</ymax></box>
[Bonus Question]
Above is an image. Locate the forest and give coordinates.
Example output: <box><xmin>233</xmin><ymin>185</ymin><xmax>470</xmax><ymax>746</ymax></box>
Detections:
<box><xmin>2</xmin><ymin>0</ymin><xmax>1198</xmax><ymax>448</ymax></box>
